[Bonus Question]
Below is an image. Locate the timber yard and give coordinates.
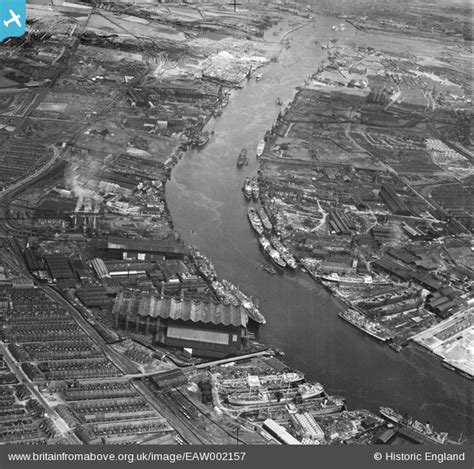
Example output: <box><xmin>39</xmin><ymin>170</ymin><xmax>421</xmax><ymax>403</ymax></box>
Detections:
<box><xmin>0</xmin><ymin>0</ymin><xmax>472</xmax><ymax>448</ymax></box>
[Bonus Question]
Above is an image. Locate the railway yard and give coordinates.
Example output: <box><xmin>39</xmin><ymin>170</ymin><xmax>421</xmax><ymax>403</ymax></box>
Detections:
<box><xmin>0</xmin><ymin>0</ymin><xmax>471</xmax><ymax>447</ymax></box>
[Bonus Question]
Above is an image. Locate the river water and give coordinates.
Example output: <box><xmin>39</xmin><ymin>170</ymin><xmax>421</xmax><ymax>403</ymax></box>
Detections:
<box><xmin>166</xmin><ymin>15</ymin><xmax>473</xmax><ymax>442</ymax></box>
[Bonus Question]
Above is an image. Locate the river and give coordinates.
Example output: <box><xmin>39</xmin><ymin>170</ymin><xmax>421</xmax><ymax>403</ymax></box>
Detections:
<box><xmin>166</xmin><ymin>15</ymin><xmax>473</xmax><ymax>442</ymax></box>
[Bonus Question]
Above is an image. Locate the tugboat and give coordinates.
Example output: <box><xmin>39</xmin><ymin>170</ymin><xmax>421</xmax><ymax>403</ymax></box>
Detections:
<box><xmin>251</xmin><ymin>178</ymin><xmax>259</xmax><ymax>201</ymax></box>
<box><xmin>261</xmin><ymin>264</ymin><xmax>276</xmax><ymax>275</ymax></box>
<box><xmin>243</xmin><ymin>178</ymin><xmax>252</xmax><ymax>200</ymax></box>
<box><xmin>197</xmin><ymin>131</ymin><xmax>209</xmax><ymax>147</ymax></box>
<box><xmin>256</xmin><ymin>140</ymin><xmax>265</xmax><ymax>158</ymax></box>
<box><xmin>237</xmin><ymin>148</ymin><xmax>247</xmax><ymax>167</ymax></box>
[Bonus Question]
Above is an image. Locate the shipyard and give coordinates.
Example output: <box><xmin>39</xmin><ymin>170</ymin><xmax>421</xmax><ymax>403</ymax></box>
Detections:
<box><xmin>0</xmin><ymin>0</ymin><xmax>472</xmax><ymax>456</ymax></box>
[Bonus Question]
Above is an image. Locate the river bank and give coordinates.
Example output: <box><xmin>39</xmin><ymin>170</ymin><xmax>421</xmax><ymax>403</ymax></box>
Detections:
<box><xmin>166</xmin><ymin>13</ymin><xmax>473</xmax><ymax>443</ymax></box>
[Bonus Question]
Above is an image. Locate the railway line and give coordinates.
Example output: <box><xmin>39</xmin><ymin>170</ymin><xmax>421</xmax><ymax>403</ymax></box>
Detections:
<box><xmin>172</xmin><ymin>387</ymin><xmax>253</xmax><ymax>444</ymax></box>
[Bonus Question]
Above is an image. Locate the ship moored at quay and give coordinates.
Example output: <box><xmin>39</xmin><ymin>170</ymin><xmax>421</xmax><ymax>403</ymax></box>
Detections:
<box><xmin>379</xmin><ymin>407</ymin><xmax>462</xmax><ymax>445</ymax></box>
<box><xmin>338</xmin><ymin>309</ymin><xmax>394</xmax><ymax>343</ymax></box>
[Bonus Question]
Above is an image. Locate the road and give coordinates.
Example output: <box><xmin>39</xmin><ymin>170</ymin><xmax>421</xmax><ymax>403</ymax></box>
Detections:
<box><xmin>0</xmin><ymin>245</ymin><xmax>140</xmax><ymax>376</ymax></box>
<box><xmin>0</xmin><ymin>342</ymin><xmax>81</xmax><ymax>444</ymax></box>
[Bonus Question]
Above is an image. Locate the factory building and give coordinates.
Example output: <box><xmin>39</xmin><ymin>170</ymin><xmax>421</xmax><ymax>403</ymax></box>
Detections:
<box><xmin>379</xmin><ymin>184</ymin><xmax>411</xmax><ymax>216</ymax></box>
<box><xmin>113</xmin><ymin>293</ymin><xmax>248</xmax><ymax>358</ymax></box>
<box><xmin>107</xmin><ymin>236</ymin><xmax>187</xmax><ymax>261</ymax></box>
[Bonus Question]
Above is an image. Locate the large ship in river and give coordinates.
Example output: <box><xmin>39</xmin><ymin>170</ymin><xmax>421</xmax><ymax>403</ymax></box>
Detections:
<box><xmin>189</xmin><ymin>247</ymin><xmax>216</xmax><ymax>282</ymax></box>
<box><xmin>236</xmin><ymin>395</ymin><xmax>345</xmax><ymax>420</ymax></box>
<box><xmin>339</xmin><ymin>309</ymin><xmax>393</xmax><ymax>342</ymax></box>
<box><xmin>248</xmin><ymin>208</ymin><xmax>264</xmax><ymax>235</ymax></box>
<box><xmin>379</xmin><ymin>407</ymin><xmax>459</xmax><ymax>445</ymax></box>
<box><xmin>257</xmin><ymin>206</ymin><xmax>273</xmax><ymax>231</ymax></box>
<box><xmin>259</xmin><ymin>236</ymin><xmax>286</xmax><ymax>270</ymax></box>
<box><xmin>271</xmin><ymin>236</ymin><xmax>297</xmax><ymax>270</ymax></box>
<box><xmin>221</xmin><ymin>279</ymin><xmax>266</xmax><ymax>325</ymax></box>
<box><xmin>237</xmin><ymin>148</ymin><xmax>247</xmax><ymax>167</ymax></box>
<box><xmin>227</xmin><ymin>388</ymin><xmax>297</xmax><ymax>406</ymax></box>
<box><xmin>227</xmin><ymin>383</ymin><xmax>325</xmax><ymax>406</ymax></box>
<box><xmin>320</xmin><ymin>272</ymin><xmax>392</xmax><ymax>286</ymax></box>
<box><xmin>211</xmin><ymin>280</ymin><xmax>240</xmax><ymax>307</ymax></box>
<box><xmin>217</xmin><ymin>372</ymin><xmax>304</xmax><ymax>390</ymax></box>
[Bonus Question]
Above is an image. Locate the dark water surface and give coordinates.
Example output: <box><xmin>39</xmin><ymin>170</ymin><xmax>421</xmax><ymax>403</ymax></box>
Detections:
<box><xmin>166</xmin><ymin>16</ymin><xmax>473</xmax><ymax>442</ymax></box>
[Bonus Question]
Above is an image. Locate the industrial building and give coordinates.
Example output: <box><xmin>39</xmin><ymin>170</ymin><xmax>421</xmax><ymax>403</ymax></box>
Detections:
<box><xmin>113</xmin><ymin>293</ymin><xmax>249</xmax><ymax>358</ymax></box>
<box><xmin>107</xmin><ymin>236</ymin><xmax>187</xmax><ymax>260</ymax></box>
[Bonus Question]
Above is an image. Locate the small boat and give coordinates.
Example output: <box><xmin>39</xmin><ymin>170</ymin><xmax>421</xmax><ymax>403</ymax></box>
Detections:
<box><xmin>256</xmin><ymin>140</ymin><xmax>265</xmax><ymax>158</ymax></box>
<box><xmin>237</xmin><ymin>148</ymin><xmax>247</xmax><ymax>167</ymax></box>
<box><xmin>255</xmin><ymin>73</ymin><xmax>263</xmax><ymax>81</ymax></box>
<box><xmin>251</xmin><ymin>178</ymin><xmax>259</xmax><ymax>201</ymax></box>
<box><xmin>222</xmin><ymin>95</ymin><xmax>229</xmax><ymax>107</ymax></box>
<box><xmin>197</xmin><ymin>131</ymin><xmax>209</xmax><ymax>147</ymax></box>
<box><xmin>389</xmin><ymin>342</ymin><xmax>403</xmax><ymax>353</ymax></box>
<box><xmin>275</xmin><ymin>97</ymin><xmax>282</xmax><ymax>106</ymax></box>
<box><xmin>248</xmin><ymin>208</ymin><xmax>264</xmax><ymax>235</ymax></box>
<box><xmin>264</xmin><ymin>130</ymin><xmax>271</xmax><ymax>142</ymax></box>
<box><xmin>261</xmin><ymin>264</ymin><xmax>276</xmax><ymax>275</ymax></box>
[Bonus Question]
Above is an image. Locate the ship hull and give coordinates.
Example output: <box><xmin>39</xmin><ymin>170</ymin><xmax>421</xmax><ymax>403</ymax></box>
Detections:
<box><xmin>248</xmin><ymin>208</ymin><xmax>264</xmax><ymax>235</ymax></box>
<box><xmin>256</xmin><ymin>140</ymin><xmax>265</xmax><ymax>157</ymax></box>
<box><xmin>228</xmin><ymin>391</ymin><xmax>298</xmax><ymax>406</ymax></box>
<box><xmin>237</xmin><ymin>149</ymin><xmax>247</xmax><ymax>167</ymax></box>
<box><xmin>338</xmin><ymin>311</ymin><xmax>390</xmax><ymax>342</ymax></box>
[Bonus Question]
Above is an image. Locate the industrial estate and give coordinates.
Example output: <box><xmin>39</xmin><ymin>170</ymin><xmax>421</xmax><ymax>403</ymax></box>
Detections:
<box><xmin>0</xmin><ymin>0</ymin><xmax>472</xmax><ymax>447</ymax></box>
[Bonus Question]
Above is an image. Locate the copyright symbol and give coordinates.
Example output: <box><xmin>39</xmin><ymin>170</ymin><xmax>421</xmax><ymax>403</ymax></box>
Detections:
<box><xmin>374</xmin><ymin>452</ymin><xmax>382</xmax><ymax>461</ymax></box>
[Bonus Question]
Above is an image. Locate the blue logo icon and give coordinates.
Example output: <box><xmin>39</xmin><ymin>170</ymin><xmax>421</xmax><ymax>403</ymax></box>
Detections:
<box><xmin>1</xmin><ymin>0</ymin><xmax>26</xmax><ymax>42</ymax></box>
